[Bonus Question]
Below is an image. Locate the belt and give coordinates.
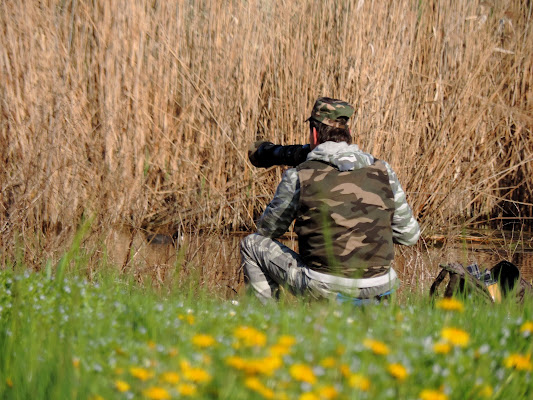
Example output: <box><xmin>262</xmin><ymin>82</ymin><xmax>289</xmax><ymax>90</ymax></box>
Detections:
<box><xmin>304</xmin><ymin>267</ymin><xmax>397</xmax><ymax>288</ymax></box>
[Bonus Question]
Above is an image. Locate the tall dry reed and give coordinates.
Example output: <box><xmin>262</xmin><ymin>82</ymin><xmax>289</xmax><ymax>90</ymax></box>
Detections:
<box><xmin>1</xmin><ymin>0</ymin><xmax>532</xmax><ymax>267</ymax></box>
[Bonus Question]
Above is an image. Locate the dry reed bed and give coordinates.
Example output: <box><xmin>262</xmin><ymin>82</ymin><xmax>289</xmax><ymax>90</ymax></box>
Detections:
<box><xmin>1</xmin><ymin>0</ymin><xmax>532</xmax><ymax>267</ymax></box>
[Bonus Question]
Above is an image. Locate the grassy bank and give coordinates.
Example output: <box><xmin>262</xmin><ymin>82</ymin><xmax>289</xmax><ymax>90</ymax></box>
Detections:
<box><xmin>1</xmin><ymin>0</ymin><xmax>532</xmax><ymax>268</ymax></box>
<box><xmin>1</xmin><ymin>265</ymin><xmax>532</xmax><ymax>399</ymax></box>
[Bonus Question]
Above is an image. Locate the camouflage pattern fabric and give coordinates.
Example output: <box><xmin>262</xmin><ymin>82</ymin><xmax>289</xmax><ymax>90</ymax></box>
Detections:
<box><xmin>295</xmin><ymin>159</ymin><xmax>395</xmax><ymax>278</ymax></box>
<box><xmin>241</xmin><ymin>233</ymin><xmax>398</xmax><ymax>303</ymax></box>
<box><xmin>256</xmin><ymin>142</ymin><xmax>420</xmax><ymax>246</ymax></box>
<box><xmin>305</xmin><ymin>97</ymin><xmax>355</xmax><ymax>129</ymax></box>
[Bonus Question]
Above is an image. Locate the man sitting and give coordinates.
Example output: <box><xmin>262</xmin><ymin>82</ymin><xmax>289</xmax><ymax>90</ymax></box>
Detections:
<box><xmin>241</xmin><ymin>97</ymin><xmax>420</xmax><ymax>303</ymax></box>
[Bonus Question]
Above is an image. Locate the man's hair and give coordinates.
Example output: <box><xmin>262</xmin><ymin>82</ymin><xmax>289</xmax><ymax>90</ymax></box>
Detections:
<box><xmin>310</xmin><ymin>118</ymin><xmax>352</xmax><ymax>145</ymax></box>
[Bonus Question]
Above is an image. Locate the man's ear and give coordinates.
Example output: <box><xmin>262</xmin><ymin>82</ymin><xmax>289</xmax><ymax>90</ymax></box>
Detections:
<box><xmin>312</xmin><ymin>127</ymin><xmax>318</xmax><ymax>146</ymax></box>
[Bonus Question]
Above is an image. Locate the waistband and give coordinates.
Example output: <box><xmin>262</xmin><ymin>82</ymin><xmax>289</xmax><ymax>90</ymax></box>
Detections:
<box><xmin>304</xmin><ymin>267</ymin><xmax>397</xmax><ymax>288</ymax></box>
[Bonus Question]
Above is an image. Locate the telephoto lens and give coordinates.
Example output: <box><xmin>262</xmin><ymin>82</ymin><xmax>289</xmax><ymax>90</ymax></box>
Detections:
<box><xmin>248</xmin><ymin>141</ymin><xmax>310</xmax><ymax>168</ymax></box>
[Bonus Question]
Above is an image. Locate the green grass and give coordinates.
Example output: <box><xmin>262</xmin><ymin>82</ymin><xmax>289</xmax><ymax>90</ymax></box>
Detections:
<box><xmin>0</xmin><ymin>264</ymin><xmax>531</xmax><ymax>400</ymax></box>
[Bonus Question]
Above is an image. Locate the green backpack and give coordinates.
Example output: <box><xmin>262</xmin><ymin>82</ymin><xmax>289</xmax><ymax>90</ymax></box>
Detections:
<box><xmin>430</xmin><ymin>260</ymin><xmax>532</xmax><ymax>303</ymax></box>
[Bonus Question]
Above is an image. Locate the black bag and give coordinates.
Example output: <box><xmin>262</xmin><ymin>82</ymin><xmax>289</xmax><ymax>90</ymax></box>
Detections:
<box><xmin>430</xmin><ymin>260</ymin><xmax>532</xmax><ymax>303</ymax></box>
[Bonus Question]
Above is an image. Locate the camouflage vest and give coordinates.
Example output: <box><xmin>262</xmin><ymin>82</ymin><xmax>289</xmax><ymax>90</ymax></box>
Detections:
<box><xmin>295</xmin><ymin>159</ymin><xmax>395</xmax><ymax>278</ymax></box>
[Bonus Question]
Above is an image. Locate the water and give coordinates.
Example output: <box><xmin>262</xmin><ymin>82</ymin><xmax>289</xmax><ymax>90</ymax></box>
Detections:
<box><xmin>105</xmin><ymin>227</ymin><xmax>533</xmax><ymax>299</ymax></box>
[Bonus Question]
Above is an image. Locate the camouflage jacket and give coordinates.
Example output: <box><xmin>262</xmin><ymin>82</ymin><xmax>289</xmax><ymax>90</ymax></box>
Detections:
<box><xmin>257</xmin><ymin>141</ymin><xmax>420</xmax><ymax>247</ymax></box>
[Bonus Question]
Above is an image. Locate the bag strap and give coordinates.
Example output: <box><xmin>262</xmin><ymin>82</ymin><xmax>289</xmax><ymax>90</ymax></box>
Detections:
<box><xmin>429</xmin><ymin>267</ymin><xmax>449</xmax><ymax>297</ymax></box>
<box><xmin>445</xmin><ymin>273</ymin><xmax>462</xmax><ymax>298</ymax></box>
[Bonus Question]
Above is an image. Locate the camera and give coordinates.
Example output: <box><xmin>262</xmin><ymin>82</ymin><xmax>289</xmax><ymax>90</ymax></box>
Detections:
<box><xmin>248</xmin><ymin>141</ymin><xmax>310</xmax><ymax>168</ymax></box>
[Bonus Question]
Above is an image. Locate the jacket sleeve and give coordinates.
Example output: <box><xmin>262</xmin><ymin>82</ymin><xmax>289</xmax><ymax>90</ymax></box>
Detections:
<box><xmin>383</xmin><ymin>162</ymin><xmax>421</xmax><ymax>245</ymax></box>
<box><xmin>256</xmin><ymin>168</ymin><xmax>300</xmax><ymax>239</ymax></box>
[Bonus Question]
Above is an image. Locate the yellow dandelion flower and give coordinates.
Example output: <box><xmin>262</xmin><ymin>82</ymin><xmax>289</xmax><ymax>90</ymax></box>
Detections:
<box><xmin>228</xmin><ymin>356</ymin><xmax>281</xmax><ymax>376</ymax></box>
<box><xmin>192</xmin><ymin>334</ymin><xmax>216</xmax><ymax>348</ymax></box>
<box><xmin>6</xmin><ymin>378</ymin><xmax>13</xmax><ymax>388</ymax></box>
<box><xmin>178</xmin><ymin>314</ymin><xmax>195</xmax><ymax>325</ymax></box>
<box><xmin>180</xmin><ymin>360</ymin><xmax>192</xmax><ymax>371</ymax></box>
<box><xmin>72</xmin><ymin>357</ymin><xmax>80</xmax><ymax>369</ymax></box>
<box><xmin>252</xmin><ymin>360</ymin><xmax>270</xmax><ymax>375</ymax></box>
<box><xmin>183</xmin><ymin>367</ymin><xmax>211</xmax><ymax>383</ymax></box>
<box><xmin>478</xmin><ymin>384</ymin><xmax>493</xmax><ymax>398</ymax></box>
<box><xmin>269</xmin><ymin>344</ymin><xmax>291</xmax><ymax>357</ymax></box>
<box><xmin>259</xmin><ymin>356</ymin><xmax>283</xmax><ymax>376</ymax></box>
<box><xmin>419</xmin><ymin>388</ymin><xmax>448</xmax><ymax>400</ymax></box>
<box><xmin>433</xmin><ymin>342</ymin><xmax>451</xmax><ymax>354</ymax></box>
<box><xmin>320</xmin><ymin>357</ymin><xmax>337</xmax><ymax>368</ymax></box>
<box><xmin>160</xmin><ymin>371</ymin><xmax>180</xmax><ymax>384</ymax></box>
<box><xmin>348</xmin><ymin>373</ymin><xmax>370</xmax><ymax>391</ymax></box>
<box><xmin>115</xmin><ymin>380</ymin><xmax>130</xmax><ymax>392</ymax></box>
<box><xmin>387</xmin><ymin>363</ymin><xmax>408</xmax><ymax>381</ymax></box>
<box><xmin>234</xmin><ymin>326</ymin><xmax>267</xmax><ymax>347</ymax></box>
<box><xmin>244</xmin><ymin>376</ymin><xmax>263</xmax><ymax>391</ymax></box>
<box><xmin>168</xmin><ymin>348</ymin><xmax>178</xmax><ymax>357</ymax></box>
<box><xmin>147</xmin><ymin>340</ymin><xmax>157</xmax><ymax>350</ymax></box>
<box><xmin>363</xmin><ymin>338</ymin><xmax>390</xmax><ymax>355</ymax></box>
<box><xmin>114</xmin><ymin>367</ymin><xmax>124</xmax><ymax>375</ymax></box>
<box><xmin>289</xmin><ymin>364</ymin><xmax>317</xmax><ymax>385</ymax></box>
<box><xmin>336</xmin><ymin>345</ymin><xmax>345</xmax><ymax>355</ymax></box>
<box><xmin>441</xmin><ymin>327</ymin><xmax>470</xmax><ymax>347</ymax></box>
<box><xmin>299</xmin><ymin>393</ymin><xmax>320</xmax><ymax>400</ymax></box>
<box><xmin>436</xmin><ymin>298</ymin><xmax>464</xmax><ymax>312</ymax></box>
<box><xmin>142</xmin><ymin>386</ymin><xmax>171</xmax><ymax>400</ymax></box>
<box><xmin>504</xmin><ymin>353</ymin><xmax>532</xmax><ymax>371</ymax></box>
<box><xmin>245</xmin><ymin>377</ymin><xmax>275</xmax><ymax>399</ymax></box>
<box><xmin>261</xmin><ymin>387</ymin><xmax>275</xmax><ymax>399</ymax></box>
<box><xmin>240</xmin><ymin>359</ymin><xmax>263</xmax><ymax>375</ymax></box>
<box><xmin>177</xmin><ymin>383</ymin><xmax>197</xmax><ymax>396</ymax></box>
<box><xmin>317</xmin><ymin>385</ymin><xmax>338</xmax><ymax>399</ymax></box>
<box><xmin>278</xmin><ymin>335</ymin><xmax>296</xmax><ymax>347</ymax></box>
<box><xmin>339</xmin><ymin>364</ymin><xmax>351</xmax><ymax>378</ymax></box>
<box><xmin>130</xmin><ymin>367</ymin><xmax>154</xmax><ymax>381</ymax></box>
<box><xmin>520</xmin><ymin>321</ymin><xmax>533</xmax><ymax>335</ymax></box>
<box><xmin>226</xmin><ymin>356</ymin><xmax>246</xmax><ymax>370</ymax></box>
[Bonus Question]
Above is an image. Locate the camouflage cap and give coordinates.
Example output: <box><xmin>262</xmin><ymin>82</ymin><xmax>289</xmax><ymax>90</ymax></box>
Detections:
<box><xmin>306</xmin><ymin>97</ymin><xmax>354</xmax><ymax>129</ymax></box>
